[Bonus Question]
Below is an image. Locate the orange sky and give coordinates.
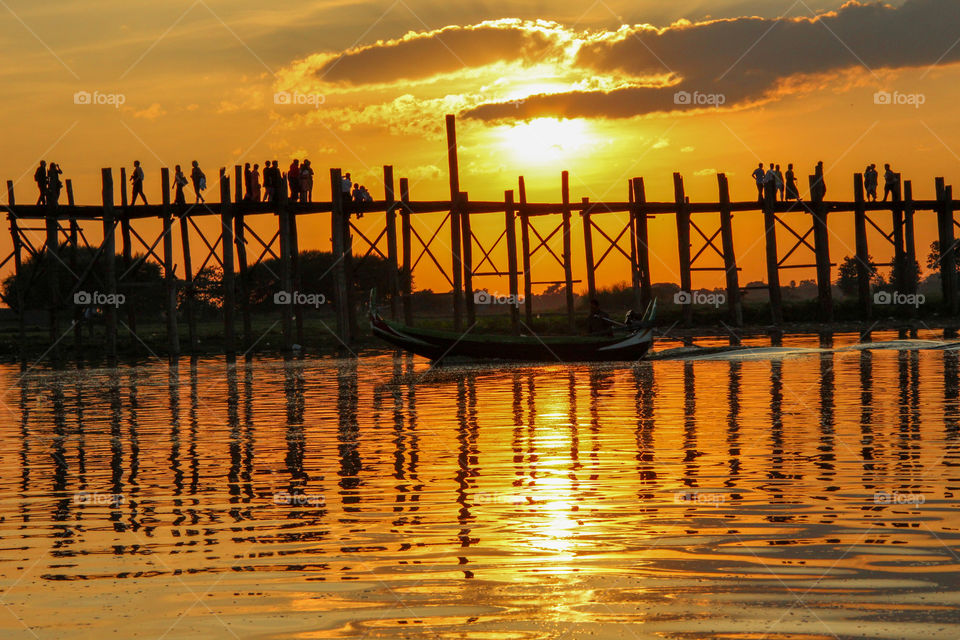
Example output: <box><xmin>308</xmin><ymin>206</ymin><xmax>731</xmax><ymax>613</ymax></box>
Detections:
<box><xmin>3</xmin><ymin>0</ymin><xmax>960</xmax><ymax>296</ymax></box>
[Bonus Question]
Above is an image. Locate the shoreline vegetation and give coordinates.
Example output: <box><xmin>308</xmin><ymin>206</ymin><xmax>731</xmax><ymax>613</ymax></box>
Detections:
<box><xmin>1</xmin><ymin>292</ymin><xmax>954</xmax><ymax>365</ymax></box>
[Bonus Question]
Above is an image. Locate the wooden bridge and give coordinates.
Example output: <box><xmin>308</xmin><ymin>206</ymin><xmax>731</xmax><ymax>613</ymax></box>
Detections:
<box><xmin>3</xmin><ymin>114</ymin><xmax>959</xmax><ymax>361</ymax></box>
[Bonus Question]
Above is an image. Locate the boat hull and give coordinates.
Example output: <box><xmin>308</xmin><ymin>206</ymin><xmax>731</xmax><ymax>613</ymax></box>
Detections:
<box><xmin>371</xmin><ymin>314</ymin><xmax>653</xmax><ymax>362</ymax></box>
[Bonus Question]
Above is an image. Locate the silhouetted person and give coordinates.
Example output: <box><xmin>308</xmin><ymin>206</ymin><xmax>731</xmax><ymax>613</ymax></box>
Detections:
<box><xmin>341</xmin><ymin>172</ymin><xmax>352</xmax><ymax>197</ymax></box>
<box><xmin>252</xmin><ymin>164</ymin><xmax>261</xmax><ymax>202</ymax></box>
<box><xmin>130</xmin><ymin>160</ymin><xmax>147</xmax><ymax>205</ymax></box>
<box><xmin>882</xmin><ymin>163</ymin><xmax>899</xmax><ymax>202</ymax></box>
<box><xmin>244</xmin><ymin>163</ymin><xmax>253</xmax><ymax>202</ymax></box>
<box><xmin>173</xmin><ymin>165</ymin><xmax>187</xmax><ymax>206</ymax></box>
<box><xmin>47</xmin><ymin>162</ymin><xmax>62</xmax><ymax>206</ymax></box>
<box><xmin>775</xmin><ymin>164</ymin><xmax>784</xmax><ymax>201</ymax></box>
<box><xmin>35</xmin><ymin>161</ymin><xmax>47</xmax><ymax>205</ymax></box>
<box><xmin>262</xmin><ymin>159</ymin><xmax>271</xmax><ymax>201</ymax></box>
<box><xmin>191</xmin><ymin>160</ymin><xmax>205</xmax><ymax>204</ymax></box>
<box><xmin>360</xmin><ymin>185</ymin><xmax>373</xmax><ymax>203</ymax></box>
<box><xmin>752</xmin><ymin>162</ymin><xmax>765</xmax><ymax>202</ymax></box>
<box><xmin>300</xmin><ymin>159</ymin><xmax>313</xmax><ymax>202</ymax></box>
<box><xmin>812</xmin><ymin>161</ymin><xmax>826</xmax><ymax>200</ymax></box>
<box><xmin>271</xmin><ymin>161</ymin><xmax>280</xmax><ymax>201</ymax></box>
<box><xmin>588</xmin><ymin>299</ymin><xmax>613</xmax><ymax>336</ymax></box>
<box><xmin>785</xmin><ymin>163</ymin><xmax>800</xmax><ymax>201</ymax></box>
<box><xmin>288</xmin><ymin>159</ymin><xmax>300</xmax><ymax>203</ymax></box>
<box><xmin>865</xmin><ymin>164</ymin><xmax>878</xmax><ymax>202</ymax></box>
<box><xmin>763</xmin><ymin>163</ymin><xmax>777</xmax><ymax>205</ymax></box>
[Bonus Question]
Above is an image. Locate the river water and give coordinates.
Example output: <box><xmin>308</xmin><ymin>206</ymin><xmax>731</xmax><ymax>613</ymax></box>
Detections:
<box><xmin>1</xmin><ymin>332</ymin><xmax>959</xmax><ymax>639</ymax></box>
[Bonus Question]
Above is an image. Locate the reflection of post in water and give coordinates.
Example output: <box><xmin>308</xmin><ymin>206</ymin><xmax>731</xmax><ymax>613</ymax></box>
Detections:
<box><xmin>126</xmin><ymin>369</ymin><xmax>141</xmax><ymax>526</ymax></box>
<box><xmin>108</xmin><ymin>369</ymin><xmax>125</xmax><ymax>529</ymax></box>
<box><xmin>682</xmin><ymin>361</ymin><xmax>702</xmax><ymax>486</ymax></box>
<box><xmin>241</xmin><ymin>361</ymin><xmax>255</xmax><ymax>501</ymax></box>
<box><xmin>336</xmin><ymin>359</ymin><xmax>361</xmax><ymax>502</ymax></box>
<box><xmin>50</xmin><ymin>380</ymin><xmax>71</xmax><ymax>542</ymax></box>
<box><xmin>895</xmin><ymin>348</ymin><xmax>922</xmax><ymax>474</ymax></box>
<box><xmin>390</xmin><ymin>355</ymin><xmax>422</xmax><ymax>527</ymax></box>
<box><xmin>725</xmin><ymin>361</ymin><xmax>741</xmax><ymax>485</ymax></box>
<box><xmin>816</xmin><ymin>351</ymin><xmax>836</xmax><ymax>487</ymax></box>
<box><xmin>226</xmin><ymin>361</ymin><xmax>244</xmax><ymax>520</ymax></box>
<box><xmin>768</xmin><ymin>361</ymin><xmax>786</xmax><ymax>481</ymax></box>
<box><xmin>632</xmin><ymin>364</ymin><xmax>656</xmax><ymax>484</ymax></box>
<box><xmin>168</xmin><ymin>361</ymin><xmax>184</xmax><ymax>500</ymax></box>
<box><xmin>569</xmin><ymin>371</ymin><xmax>580</xmax><ymax>478</ymax></box>
<box><xmin>455</xmin><ymin>374</ymin><xmax>479</xmax><ymax>564</ymax></box>
<box><xmin>187</xmin><ymin>358</ymin><xmax>200</xmax><ymax>500</ymax></box>
<box><xmin>284</xmin><ymin>358</ymin><xmax>308</xmax><ymax>495</ymax></box>
<box><xmin>511</xmin><ymin>372</ymin><xmax>525</xmax><ymax>481</ymax></box>
<box><xmin>588</xmin><ymin>370</ymin><xmax>613</xmax><ymax>475</ymax></box>
<box><xmin>858</xmin><ymin>351</ymin><xmax>878</xmax><ymax>470</ymax></box>
<box><xmin>945</xmin><ymin>350</ymin><xmax>959</xmax><ymax>442</ymax></box>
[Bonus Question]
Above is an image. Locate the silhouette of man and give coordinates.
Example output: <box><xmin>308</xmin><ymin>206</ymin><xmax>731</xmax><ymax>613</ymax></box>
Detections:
<box><xmin>35</xmin><ymin>161</ymin><xmax>47</xmax><ymax>205</ymax></box>
<box><xmin>751</xmin><ymin>162</ymin><xmax>765</xmax><ymax>202</ymax></box>
<box><xmin>130</xmin><ymin>160</ymin><xmax>147</xmax><ymax>205</ymax></box>
<box><xmin>882</xmin><ymin>163</ymin><xmax>899</xmax><ymax>202</ymax></box>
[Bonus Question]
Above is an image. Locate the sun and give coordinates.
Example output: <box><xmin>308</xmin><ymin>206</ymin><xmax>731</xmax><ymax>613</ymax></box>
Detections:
<box><xmin>497</xmin><ymin>117</ymin><xmax>592</xmax><ymax>165</ymax></box>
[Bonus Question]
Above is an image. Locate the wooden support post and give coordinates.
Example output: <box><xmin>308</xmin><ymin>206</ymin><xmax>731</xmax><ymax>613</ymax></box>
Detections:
<box><xmin>938</xmin><ymin>179</ymin><xmax>958</xmax><ymax>315</ymax></box>
<box><xmin>632</xmin><ymin>178</ymin><xmax>652</xmax><ymax>307</ymax></box>
<box><xmin>519</xmin><ymin>176</ymin><xmax>533</xmax><ymax>326</ymax></box>
<box><xmin>178</xmin><ymin>212</ymin><xmax>197</xmax><ymax>352</ymax></box>
<box><xmin>505</xmin><ymin>190</ymin><xmax>520</xmax><ymax>336</ymax></box>
<box><xmin>673</xmin><ymin>173</ymin><xmax>693</xmax><ymax>325</ymax></box>
<box><xmin>561</xmin><ymin>171</ymin><xmax>575</xmax><ymax>332</ymax></box>
<box><xmin>219</xmin><ymin>169</ymin><xmax>236</xmax><ymax>356</ymax></box>
<box><xmin>44</xmin><ymin>188</ymin><xmax>61</xmax><ymax>356</ymax></box>
<box><xmin>717</xmin><ymin>174</ymin><xmax>742</xmax><ymax>326</ymax></box>
<box><xmin>903</xmin><ymin>180</ymin><xmax>918</xmax><ymax>297</ymax></box>
<box><xmin>460</xmin><ymin>191</ymin><xmax>475</xmax><ymax>326</ymax></box>
<box><xmin>383</xmin><ymin>166</ymin><xmax>401</xmax><ymax>320</ymax></box>
<box><xmin>853</xmin><ymin>173</ymin><xmax>871</xmax><ymax>319</ymax></box>
<box><xmin>120</xmin><ymin>167</ymin><xmax>128</xmax><ymax>209</ymax></box>
<box><xmin>234</xmin><ymin>165</ymin><xmax>243</xmax><ymax>206</ymax></box>
<box><xmin>119</xmin><ymin>209</ymin><xmax>136</xmax><ymax>334</ymax></box>
<box><xmin>278</xmin><ymin>177</ymin><xmax>294</xmax><ymax>350</ymax></box>
<box><xmin>762</xmin><ymin>174</ymin><xmax>783</xmax><ymax>325</ymax></box>
<box><xmin>891</xmin><ymin>174</ymin><xmax>906</xmax><ymax>294</ymax></box>
<box><xmin>161</xmin><ymin>168</ymin><xmax>180</xmax><ymax>357</ymax></box>
<box><xmin>808</xmin><ymin>174</ymin><xmax>833</xmax><ymax>322</ymax></box>
<box><xmin>101</xmin><ymin>169</ymin><xmax>118</xmax><ymax>362</ymax></box>
<box><xmin>7</xmin><ymin>181</ymin><xmax>25</xmax><ymax>360</ymax></box>
<box><xmin>233</xmin><ymin>211</ymin><xmax>252</xmax><ymax>355</ymax></box>
<box><xmin>330</xmin><ymin>168</ymin><xmax>352</xmax><ymax>344</ymax></box>
<box><xmin>290</xmin><ymin>206</ymin><xmax>304</xmax><ymax>347</ymax></box>
<box><xmin>399</xmin><ymin>177</ymin><xmax>413</xmax><ymax>325</ymax></box>
<box><xmin>446</xmin><ymin>114</ymin><xmax>464</xmax><ymax>331</ymax></box>
<box><xmin>66</xmin><ymin>180</ymin><xmax>82</xmax><ymax>351</ymax></box>
<box><xmin>581</xmin><ymin>197</ymin><xmax>596</xmax><ymax>302</ymax></box>
<box><xmin>627</xmin><ymin>180</ymin><xmax>641</xmax><ymax>312</ymax></box>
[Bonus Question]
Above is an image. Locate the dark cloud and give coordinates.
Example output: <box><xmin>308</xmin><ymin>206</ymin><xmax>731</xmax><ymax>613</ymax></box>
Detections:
<box><xmin>466</xmin><ymin>0</ymin><xmax>960</xmax><ymax>121</ymax></box>
<box><xmin>312</xmin><ymin>22</ymin><xmax>562</xmax><ymax>86</ymax></box>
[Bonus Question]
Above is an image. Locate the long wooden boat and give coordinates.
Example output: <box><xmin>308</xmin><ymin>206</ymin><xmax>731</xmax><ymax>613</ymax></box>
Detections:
<box><xmin>370</xmin><ymin>299</ymin><xmax>656</xmax><ymax>363</ymax></box>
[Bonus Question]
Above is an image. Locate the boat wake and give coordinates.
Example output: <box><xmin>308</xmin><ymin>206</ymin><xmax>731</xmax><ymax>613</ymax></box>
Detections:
<box><xmin>650</xmin><ymin>339</ymin><xmax>960</xmax><ymax>361</ymax></box>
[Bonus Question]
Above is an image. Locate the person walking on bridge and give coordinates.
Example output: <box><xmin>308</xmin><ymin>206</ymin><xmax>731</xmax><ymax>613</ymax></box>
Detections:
<box><xmin>34</xmin><ymin>161</ymin><xmax>47</xmax><ymax>205</ymax></box>
<box><xmin>130</xmin><ymin>160</ymin><xmax>147</xmax><ymax>205</ymax></box>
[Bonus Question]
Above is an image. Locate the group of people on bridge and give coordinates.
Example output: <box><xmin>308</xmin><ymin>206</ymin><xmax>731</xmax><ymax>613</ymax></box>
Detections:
<box><xmin>33</xmin><ymin>161</ymin><xmax>64</xmax><ymax>207</ymax></box>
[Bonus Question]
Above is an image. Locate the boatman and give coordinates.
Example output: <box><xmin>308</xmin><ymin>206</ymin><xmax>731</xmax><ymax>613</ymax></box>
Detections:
<box><xmin>588</xmin><ymin>299</ymin><xmax>614</xmax><ymax>336</ymax></box>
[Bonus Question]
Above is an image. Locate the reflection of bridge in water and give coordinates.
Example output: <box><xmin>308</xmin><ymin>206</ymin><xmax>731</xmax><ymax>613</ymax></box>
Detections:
<box><xmin>9</xmin><ymin>346</ymin><xmax>959</xmax><ymax>572</ymax></box>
